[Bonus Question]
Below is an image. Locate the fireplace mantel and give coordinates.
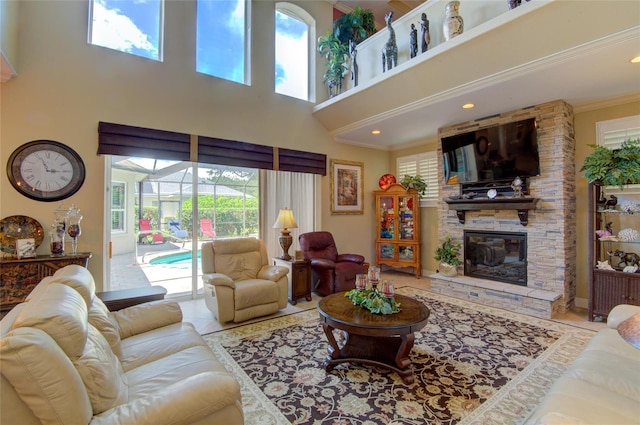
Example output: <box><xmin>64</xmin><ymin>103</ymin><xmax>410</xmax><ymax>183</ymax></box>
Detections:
<box><xmin>444</xmin><ymin>197</ymin><xmax>539</xmax><ymax>226</ymax></box>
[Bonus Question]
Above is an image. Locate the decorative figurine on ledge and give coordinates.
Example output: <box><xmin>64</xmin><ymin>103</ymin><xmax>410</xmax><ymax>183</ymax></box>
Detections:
<box><xmin>420</xmin><ymin>13</ymin><xmax>431</xmax><ymax>53</ymax></box>
<box><xmin>511</xmin><ymin>176</ymin><xmax>524</xmax><ymax>197</ymax></box>
<box><xmin>409</xmin><ymin>24</ymin><xmax>418</xmax><ymax>58</ymax></box>
<box><xmin>381</xmin><ymin>12</ymin><xmax>397</xmax><ymax>72</ymax></box>
<box><xmin>350</xmin><ymin>39</ymin><xmax>358</xmax><ymax>87</ymax></box>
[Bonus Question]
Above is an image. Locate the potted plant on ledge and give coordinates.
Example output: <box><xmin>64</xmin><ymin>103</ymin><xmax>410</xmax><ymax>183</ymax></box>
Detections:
<box><xmin>317</xmin><ymin>6</ymin><xmax>376</xmax><ymax>98</ymax></box>
<box><xmin>435</xmin><ymin>236</ymin><xmax>461</xmax><ymax>277</ymax></box>
<box><xmin>581</xmin><ymin>138</ymin><xmax>640</xmax><ymax>188</ymax></box>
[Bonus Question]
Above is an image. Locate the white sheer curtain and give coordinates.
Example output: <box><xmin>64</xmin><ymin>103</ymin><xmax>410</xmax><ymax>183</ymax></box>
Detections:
<box><xmin>262</xmin><ymin>170</ymin><xmax>317</xmax><ymax>260</ymax></box>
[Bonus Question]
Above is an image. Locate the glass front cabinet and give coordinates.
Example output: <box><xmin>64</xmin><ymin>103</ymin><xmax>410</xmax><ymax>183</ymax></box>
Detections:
<box><xmin>588</xmin><ymin>183</ymin><xmax>640</xmax><ymax>321</ymax></box>
<box><xmin>374</xmin><ymin>183</ymin><xmax>421</xmax><ymax>278</ymax></box>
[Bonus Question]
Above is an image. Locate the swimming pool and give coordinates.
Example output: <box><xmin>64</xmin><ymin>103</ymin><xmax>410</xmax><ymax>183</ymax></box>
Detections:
<box><xmin>150</xmin><ymin>250</ymin><xmax>201</xmax><ymax>266</ymax></box>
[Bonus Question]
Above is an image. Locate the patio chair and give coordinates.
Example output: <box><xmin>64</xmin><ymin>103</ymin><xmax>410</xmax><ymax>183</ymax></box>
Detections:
<box><xmin>168</xmin><ymin>219</ymin><xmax>189</xmax><ymax>239</ymax></box>
<box><xmin>138</xmin><ymin>219</ymin><xmax>164</xmax><ymax>244</ymax></box>
<box><xmin>200</xmin><ymin>219</ymin><xmax>216</xmax><ymax>239</ymax></box>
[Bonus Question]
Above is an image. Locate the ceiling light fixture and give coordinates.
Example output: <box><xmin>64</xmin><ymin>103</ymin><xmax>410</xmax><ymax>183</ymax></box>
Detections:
<box><xmin>631</xmin><ymin>56</ymin><xmax>640</xmax><ymax>64</ymax></box>
<box><xmin>371</xmin><ymin>130</ymin><xmax>381</xmax><ymax>135</ymax></box>
<box><xmin>462</xmin><ymin>103</ymin><xmax>475</xmax><ymax>109</ymax></box>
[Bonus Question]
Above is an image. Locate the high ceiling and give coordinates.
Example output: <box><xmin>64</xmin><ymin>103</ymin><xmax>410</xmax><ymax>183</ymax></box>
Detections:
<box><xmin>323</xmin><ymin>1</ymin><xmax>640</xmax><ymax>150</ymax></box>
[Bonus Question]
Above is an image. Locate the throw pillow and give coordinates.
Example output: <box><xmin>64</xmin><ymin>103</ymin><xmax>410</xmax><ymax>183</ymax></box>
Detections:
<box><xmin>618</xmin><ymin>311</ymin><xmax>640</xmax><ymax>349</ymax></box>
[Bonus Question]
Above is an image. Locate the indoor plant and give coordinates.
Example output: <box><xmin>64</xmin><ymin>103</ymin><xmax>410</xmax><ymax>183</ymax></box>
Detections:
<box><xmin>400</xmin><ymin>174</ymin><xmax>427</xmax><ymax>197</ymax></box>
<box><xmin>581</xmin><ymin>138</ymin><xmax>640</xmax><ymax>188</ymax></box>
<box><xmin>434</xmin><ymin>236</ymin><xmax>461</xmax><ymax>277</ymax></box>
<box><xmin>317</xmin><ymin>6</ymin><xmax>376</xmax><ymax>97</ymax></box>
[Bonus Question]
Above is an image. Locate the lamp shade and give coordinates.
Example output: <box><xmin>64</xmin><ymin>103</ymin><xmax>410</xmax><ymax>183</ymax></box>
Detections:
<box><xmin>272</xmin><ymin>208</ymin><xmax>298</xmax><ymax>229</ymax></box>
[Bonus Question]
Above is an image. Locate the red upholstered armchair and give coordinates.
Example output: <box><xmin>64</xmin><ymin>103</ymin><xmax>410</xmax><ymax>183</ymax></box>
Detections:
<box><xmin>298</xmin><ymin>231</ymin><xmax>366</xmax><ymax>296</ymax></box>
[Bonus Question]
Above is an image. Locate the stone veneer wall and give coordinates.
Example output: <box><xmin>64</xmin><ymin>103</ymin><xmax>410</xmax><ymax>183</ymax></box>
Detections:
<box><xmin>435</xmin><ymin>100</ymin><xmax>576</xmax><ymax>316</ymax></box>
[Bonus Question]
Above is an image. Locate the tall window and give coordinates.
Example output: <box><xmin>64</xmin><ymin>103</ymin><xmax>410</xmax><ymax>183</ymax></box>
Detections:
<box><xmin>275</xmin><ymin>3</ymin><xmax>313</xmax><ymax>100</ymax></box>
<box><xmin>88</xmin><ymin>0</ymin><xmax>163</xmax><ymax>61</ymax></box>
<box><xmin>197</xmin><ymin>0</ymin><xmax>248</xmax><ymax>84</ymax></box>
<box><xmin>397</xmin><ymin>152</ymin><xmax>439</xmax><ymax>207</ymax></box>
<box><xmin>111</xmin><ymin>181</ymin><xmax>126</xmax><ymax>232</ymax></box>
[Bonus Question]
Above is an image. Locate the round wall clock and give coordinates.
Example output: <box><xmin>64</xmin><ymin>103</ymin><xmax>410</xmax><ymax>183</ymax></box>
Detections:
<box><xmin>6</xmin><ymin>140</ymin><xmax>86</xmax><ymax>202</ymax></box>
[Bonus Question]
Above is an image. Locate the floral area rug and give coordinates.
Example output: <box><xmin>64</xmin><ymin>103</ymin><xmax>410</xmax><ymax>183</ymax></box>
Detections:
<box><xmin>203</xmin><ymin>287</ymin><xmax>595</xmax><ymax>425</ymax></box>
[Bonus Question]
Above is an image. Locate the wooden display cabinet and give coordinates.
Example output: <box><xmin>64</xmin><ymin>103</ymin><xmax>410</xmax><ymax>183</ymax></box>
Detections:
<box><xmin>588</xmin><ymin>183</ymin><xmax>640</xmax><ymax>321</ymax></box>
<box><xmin>0</xmin><ymin>252</ymin><xmax>92</xmax><ymax>313</ymax></box>
<box><xmin>374</xmin><ymin>183</ymin><xmax>421</xmax><ymax>278</ymax></box>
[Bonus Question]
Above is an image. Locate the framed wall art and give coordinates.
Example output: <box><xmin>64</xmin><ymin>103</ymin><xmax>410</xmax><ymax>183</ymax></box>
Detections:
<box><xmin>330</xmin><ymin>159</ymin><xmax>364</xmax><ymax>214</ymax></box>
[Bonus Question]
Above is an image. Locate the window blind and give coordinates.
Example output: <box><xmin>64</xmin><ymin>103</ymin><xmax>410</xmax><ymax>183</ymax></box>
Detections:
<box><xmin>597</xmin><ymin>115</ymin><xmax>640</xmax><ymax>149</ymax></box>
<box><xmin>98</xmin><ymin>121</ymin><xmax>327</xmax><ymax>175</ymax></box>
<box><xmin>397</xmin><ymin>151</ymin><xmax>439</xmax><ymax>206</ymax></box>
<box><xmin>97</xmin><ymin>122</ymin><xmax>191</xmax><ymax>161</ymax></box>
<box><xmin>198</xmin><ymin>136</ymin><xmax>275</xmax><ymax>170</ymax></box>
<box><xmin>278</xmin><ymin>148</ymin><xmax>327</xmax><ymax>175</ymax></box>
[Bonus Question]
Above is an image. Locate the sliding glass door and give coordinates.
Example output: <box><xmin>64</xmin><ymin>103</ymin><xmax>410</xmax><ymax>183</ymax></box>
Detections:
<box><xmin>107</xmin><ymin>156</ymin><xmax>259</xmax><ymax>300</ymax></box>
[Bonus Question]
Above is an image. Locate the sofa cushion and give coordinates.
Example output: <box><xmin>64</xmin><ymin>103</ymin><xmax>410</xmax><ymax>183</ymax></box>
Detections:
<box><xmin>217</xmin><ymin>251</ymin><xmax>262</xmax><ymax>281</ymax></box>
<box><xmin>0</xmin><ymin>327</ymin><xmax>93</xmax><ymax>425</ymax></box>
<box><xmin>13</xmin><ymin>283</ymin><xmax>88</xmax><ymax>358</ymax></box>
<box><xmin>235</xmin><ymin>279</ymin><xmax>279</xmax><ymax>310</ymax></box>
<box><xmin>52</xmin><ymin>264</ymin><xmax>96</xmax><ymax>307</ymax></box>
<box><xmin>73</xmin><ymin>325</ymin><xmax>128</xmax><ymax>414</ymax></box>
<box><xmin>119</xmin><ymin>322</ymin><xmax>206</xmax><ymax>372</ymax></box>
<box><xmin>89</xmin><ymin>297</ymin><xmax>123</xmax><ymax>359</ymax></box>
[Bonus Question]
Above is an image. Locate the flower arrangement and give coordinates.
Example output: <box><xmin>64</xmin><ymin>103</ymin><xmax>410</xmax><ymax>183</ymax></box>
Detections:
<box><xmin>344</xmin><ymin>289</ymin><xmax>401</xmax><ymax>314</ymax></box>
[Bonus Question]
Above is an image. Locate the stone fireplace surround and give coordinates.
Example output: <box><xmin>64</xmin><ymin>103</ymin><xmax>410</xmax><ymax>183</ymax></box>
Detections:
<box><xmin>429</xmin><ymin>100</ymin><xmax>576</xmax><ymax>319</ymax></box>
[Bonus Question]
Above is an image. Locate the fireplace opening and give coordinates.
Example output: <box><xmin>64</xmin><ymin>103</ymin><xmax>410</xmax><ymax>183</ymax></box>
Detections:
<box><xmin>464</xmin><ymin>231</ymin><xmax>527</xmax><ymax>286</ymax></box>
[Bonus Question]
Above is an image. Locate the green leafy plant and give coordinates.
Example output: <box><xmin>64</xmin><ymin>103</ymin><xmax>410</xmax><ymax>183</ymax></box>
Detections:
<box><xmin>345</xmin><ymin>289</ymin><xmax>401</xmax><ymax>314</ymax></box>
<box><xmin>317</xmin><ymin>30</ymin><xmax>349</xmax><ymax>97</ymax></box>
<box><xmin>400</xmin><ymin>174</ymin><xmax>427</xmax><ymax>197</ymax></box>
<box><xmin>581</xmin><ymin>138</ymin><xmax>640</xmax><ymax>188</ymax></box>
<box><xmin>434</xmin><ymin>236</ymin><xmax>461</xmax><ymax>266</ymax></box>
<box><xmin>317</xmin><ymin>6</ymin><xmax>376</xmax><ymax>97</ymax></box>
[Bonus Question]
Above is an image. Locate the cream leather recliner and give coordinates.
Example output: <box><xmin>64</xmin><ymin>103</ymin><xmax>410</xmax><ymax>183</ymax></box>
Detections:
<box><xmin>202</xmin><ymin>238</ymin><xmax>289</xmax><ymax>323</ymax></box>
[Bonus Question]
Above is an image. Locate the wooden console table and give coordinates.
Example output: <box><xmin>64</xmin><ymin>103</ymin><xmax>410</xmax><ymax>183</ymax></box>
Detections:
<box><xmin>0</xmin><ymin>252</ymin><xmax>92</xmax><ymax>313</ymax></box>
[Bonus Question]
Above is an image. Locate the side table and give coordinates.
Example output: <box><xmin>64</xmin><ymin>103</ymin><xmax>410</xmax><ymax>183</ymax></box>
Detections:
<box><xmin>273</xmin><ymin>257</ymin><xmax>312</xmax><ymax>305</ymax></box>
<box><xmin>0</xmin><ymin>252</ymin><xmax>92</xmax><ymax>313</ymax></box>
<box><xmin>96</xmin><ymin>286</ymin><xmax>167</xmax><ymax>311</ymax></box>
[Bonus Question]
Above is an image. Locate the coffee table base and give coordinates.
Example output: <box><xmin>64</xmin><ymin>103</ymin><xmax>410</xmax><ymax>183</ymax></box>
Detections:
<box><xmin>322</xmin><ymin>324</ymin><xmax>416</xmax><ymax>384</ymax></box>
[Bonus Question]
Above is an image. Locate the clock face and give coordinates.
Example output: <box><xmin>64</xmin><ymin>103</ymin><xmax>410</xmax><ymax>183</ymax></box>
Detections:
<box><xmin>7</xmin><ymin>140</ymin><xmax>86</xmax><ymax>202</ymax></box>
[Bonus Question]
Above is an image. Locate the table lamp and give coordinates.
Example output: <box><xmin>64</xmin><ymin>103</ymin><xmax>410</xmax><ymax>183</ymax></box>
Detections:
<box><xmin>273</xmin><ymin>208</ymin><xmax>298</xmax><ymax>260</ymax></box>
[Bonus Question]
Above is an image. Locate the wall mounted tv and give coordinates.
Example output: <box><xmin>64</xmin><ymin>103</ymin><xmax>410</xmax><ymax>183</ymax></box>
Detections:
<box><xmin>442</xmin><ymin>118</ymin><xmax>540</xmax><ymax>185</ymax></box>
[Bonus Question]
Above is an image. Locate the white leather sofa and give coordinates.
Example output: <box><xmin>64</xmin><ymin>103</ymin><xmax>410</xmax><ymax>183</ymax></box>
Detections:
<box><xmin>0</xmin><ymin>265</ymin><xmax>244</xmax><ymax>425</ymax></box>
<box><xmin>526</xmin><ymin>304</ymin><xmax>640</xmax><ymax>424</ymax></box>
<box><xmin>202</xmin><ymin>237</ymin><xmax>289</xmax><ymax>323</ymax></box>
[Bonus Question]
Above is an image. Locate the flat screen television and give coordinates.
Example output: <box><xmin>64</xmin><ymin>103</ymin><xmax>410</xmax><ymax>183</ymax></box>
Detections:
<box><xmin>442</xmin><ymin>118</ymin><xmax>540</xmax><ymax>185</ymax></box>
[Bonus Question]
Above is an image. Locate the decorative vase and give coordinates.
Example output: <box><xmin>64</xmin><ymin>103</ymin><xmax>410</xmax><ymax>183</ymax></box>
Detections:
<box><xmin>439</xmin><ymin>261</ymin><xmax>458</xmax><ymax>277</ymax></box>
<box><xmin>443</xmin><ymin>1</ymin><xmax>464</xmax><ymax>41</ymax></box>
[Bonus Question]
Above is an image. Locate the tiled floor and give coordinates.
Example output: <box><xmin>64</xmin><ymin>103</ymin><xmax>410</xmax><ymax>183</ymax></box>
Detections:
<box><xmin>179</xmin><ymin>269</ymin><xmax>607</xmax><ymax>335</ymax></box>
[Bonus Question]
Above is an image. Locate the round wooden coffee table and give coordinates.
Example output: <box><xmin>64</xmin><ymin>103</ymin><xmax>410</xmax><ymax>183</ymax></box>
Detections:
<box><xmin>317</xmin><ymin>292</ymin><xmax>430</xmax><ymax>384</ymax></box>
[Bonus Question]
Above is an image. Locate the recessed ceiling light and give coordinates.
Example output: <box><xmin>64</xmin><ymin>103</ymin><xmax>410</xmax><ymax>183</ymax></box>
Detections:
<box><xmin>371</xmin><ymin>130</ymin><xmax>381</xmax><ymax>135</ymax></box>
<box><xmin>631</xmin><ymin>56</ymin><xmax>640</xmax><ymax>64</ymax></box>
<box><xmin>462</xmin><ymin>103</ymin><xmax>475</xmax><ymax>109</ymax></box>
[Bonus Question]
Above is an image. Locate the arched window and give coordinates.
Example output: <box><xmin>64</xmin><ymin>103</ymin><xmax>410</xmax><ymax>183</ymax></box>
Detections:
<box><xmin>275</xmin><ymin>3</ymin><xmax>315</xmax><ymax>101</ymax></box>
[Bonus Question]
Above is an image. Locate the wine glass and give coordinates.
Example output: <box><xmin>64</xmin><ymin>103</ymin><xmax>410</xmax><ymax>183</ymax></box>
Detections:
<box><xmin>66</xmin><ymin>204</ymin><xmax>83</xmax><ymax>255</ymax></box>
